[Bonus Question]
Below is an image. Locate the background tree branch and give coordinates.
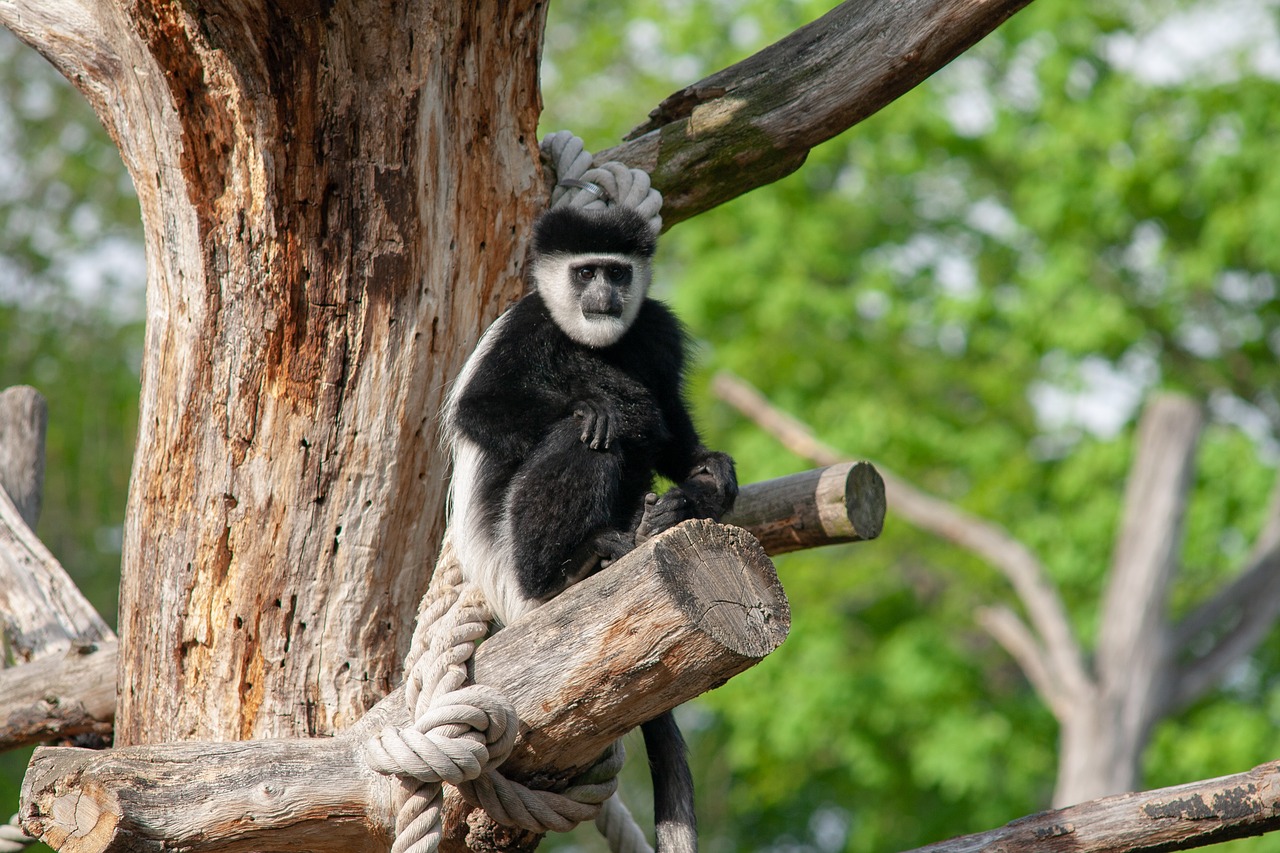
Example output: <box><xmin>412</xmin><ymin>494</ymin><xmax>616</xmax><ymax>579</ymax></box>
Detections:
<box><xmin>711</xmin><ymin>371</ymin><xmax>1092</xmax><ymax>701</ymax></box>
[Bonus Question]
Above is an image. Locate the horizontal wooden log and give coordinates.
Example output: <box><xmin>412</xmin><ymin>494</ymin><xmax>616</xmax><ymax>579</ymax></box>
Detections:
<box><xmin>0</xmin><ymin>465</ymin><xmax>857</xmax><ymax>748</ymax></box>
<box><xmin>0</xmin><ymin>385</ymin><xmax>47</xmax><ymax>531</ymax></box>
<box><xmin>0</xmin><ymin>640</ymin><xmax>117</xmax><ymax>751</ymax></box>
<box><xmin>20</xmin><ymin>520</ymin><xmax>786</xmax><ymax>852</ymax></box>
<box><xmin>727</xmin><ymin>462</ymin><xmax>885</xmax><ymax>555</ymax></box>
<box><xmin>907</xmin><ymin>758</ymin><xmax>1280</xmax><ymax>852</ymax></box>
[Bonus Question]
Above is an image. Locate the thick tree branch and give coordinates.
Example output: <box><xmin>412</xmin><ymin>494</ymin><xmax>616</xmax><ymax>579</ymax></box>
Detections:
<box><xmin>20</xmin><ymin>520</ymin><xmax>786</xmax><ymax>852</ymax></box>
<box><xmin>905</xmin><ymin>758</ymin><xmax>1280</xmax><ymax>853</ymax></box>
<box><xmin>0</xmin><ymin>452</ymin><xmax>114</xmax><ymax>664</ymax></box>
<box><xmin>712</xmin><ymin>371</ymin><xmax>1094</xmax><ymax>709</ymax></box>
<box><xmin>0</xmin><ymin>640</ymin><xmax>117</xmax><ymax>751</ymax></box>
<box><xmin>598</xmin><ymin>0</ymin><xmax>1035</xmax><ymax>227</ymax></box>
<box><xmin>1096</xmin><ymin>395</ymin><xmax>1202</xmax><ymax>723</ymax></box>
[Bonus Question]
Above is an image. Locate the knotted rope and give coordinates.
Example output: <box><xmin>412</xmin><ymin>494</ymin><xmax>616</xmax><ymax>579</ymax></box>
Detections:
<box><xmin>541</xmin><ymin>130</ymin><xmax>664</xmax><ymax>231</ymax></box>
<box><xmin>365</xmin><ymin>542</ymin><xmax>623</xmax><ymax>853</ymax></box>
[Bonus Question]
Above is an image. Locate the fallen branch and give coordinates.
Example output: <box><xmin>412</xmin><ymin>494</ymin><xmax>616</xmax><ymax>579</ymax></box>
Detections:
<box><xmin>905</xmin><ymin>758</ymin><xmax>1280</xmax><ymax>852</ymax></box>
<box><xmin>20</xmin><ymin>520</ymin><xmax>787</xmax><ymax>852</ymax></box>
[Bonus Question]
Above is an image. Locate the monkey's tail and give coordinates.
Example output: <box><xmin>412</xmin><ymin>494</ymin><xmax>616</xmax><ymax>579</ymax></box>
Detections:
<box><xmin>641</xmin><ymin>710</ymin><xmax>697</xmax><ymax>853</ymax></box>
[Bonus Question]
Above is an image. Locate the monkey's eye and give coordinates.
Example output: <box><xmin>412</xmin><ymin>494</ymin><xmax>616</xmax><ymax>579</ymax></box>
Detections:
<box><xmin>605</xmin><ymin>264</ymin><xmax>631</xmax><ymax>284</ymax></box>
<box><xmin>575</xmin><ymin>265</ymin><xmax>597</xmax><ymax>283</ymax></box>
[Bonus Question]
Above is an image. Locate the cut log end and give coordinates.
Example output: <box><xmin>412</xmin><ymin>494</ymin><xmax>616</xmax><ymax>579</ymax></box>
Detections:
<box><xmin>842</xmin><ymin>461</ymin><xmax>886</xmax><ymax>541</ymax></box>
<box><xmin>650</xmin><ymin>519</ymin><xmax>788</xmax><ymax>659</ymax></box>
<box><xmin>727</xmin><ymin>461</ymin><xmax>886</xmax><ymax>555</ymax></box>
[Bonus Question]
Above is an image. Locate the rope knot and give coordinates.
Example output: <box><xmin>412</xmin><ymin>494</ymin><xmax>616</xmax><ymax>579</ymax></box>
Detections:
<box><xmin>366</xmin><ymin>685</ymin><xmax>518</xmax><ymax>786</ymax></box>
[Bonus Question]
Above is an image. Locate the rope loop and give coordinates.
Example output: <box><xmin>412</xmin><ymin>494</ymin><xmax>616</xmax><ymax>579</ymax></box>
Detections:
<box><xmin>540</xmin><ymin>130</ymin><xmax>663</xmax><ymax>233</ymax></box>
<box><xmin>365</xmin><ymin>539</ymin><xmax>632</xmax><ymax>853</ymax></box>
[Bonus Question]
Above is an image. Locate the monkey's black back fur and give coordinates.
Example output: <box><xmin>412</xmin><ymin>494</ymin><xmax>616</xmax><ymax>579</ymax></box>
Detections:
<box><xmin>533</xmin><ymin>206</ymin><xmax>657</xmax><ymax>258</ymax></box>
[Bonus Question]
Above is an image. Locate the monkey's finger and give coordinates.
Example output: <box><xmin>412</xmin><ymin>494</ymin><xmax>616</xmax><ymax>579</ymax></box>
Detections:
<box><xmin>600</xmin><ymin>412</ymin><xmax>616</xmax><ymax>450</ymax></box>
<box><xmin>578</xmin><ymin>407</ymin><xmax>597</xmax><ymax>444</ymax></box>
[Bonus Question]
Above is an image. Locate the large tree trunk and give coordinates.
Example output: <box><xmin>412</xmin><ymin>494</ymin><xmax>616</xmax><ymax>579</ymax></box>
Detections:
<box><xmin>4</xmin><ymin>0</ymin><xmax>547</xmax><ymax>745</ymax></box>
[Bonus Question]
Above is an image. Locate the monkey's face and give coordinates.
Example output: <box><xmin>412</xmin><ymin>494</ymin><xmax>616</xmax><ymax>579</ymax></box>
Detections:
<box><xmin>534</xmin><ymin>252</ymin><xmax>650</xmax><ymax>348</ymax></box>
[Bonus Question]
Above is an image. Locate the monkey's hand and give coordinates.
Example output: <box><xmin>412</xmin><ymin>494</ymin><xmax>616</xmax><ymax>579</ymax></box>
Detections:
<box><xmin>573</xmin><ymin>400</ymin><xmax>618</xmax><ymax>450</ymax></box>
<box><xmin>682</xmin><ymin>450</ymin><xmax>738</xmax><ymax>521</ymax></box>
<box><xmin>634</xmin><ymin>489</ymin><xmax>690</xmax><ymax>545</ymax></box>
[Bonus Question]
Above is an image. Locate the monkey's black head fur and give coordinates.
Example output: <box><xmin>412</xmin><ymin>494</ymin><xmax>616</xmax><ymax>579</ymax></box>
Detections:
<box><xmin>533</xmin><ymin>206</ymin><xmax>657</xmax><ymax>259</ymax></box>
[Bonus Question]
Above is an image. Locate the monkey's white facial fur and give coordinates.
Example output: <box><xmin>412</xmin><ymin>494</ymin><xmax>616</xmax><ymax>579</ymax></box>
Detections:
<box><xmin>533</xmin><ymin>252</ymin><xmax>651</xmax><ymax>348</ymax></box>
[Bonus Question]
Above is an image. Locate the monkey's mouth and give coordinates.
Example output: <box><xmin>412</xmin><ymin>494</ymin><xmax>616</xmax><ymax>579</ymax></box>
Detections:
<box><xmin>583</xmin><ymin>310</ymin><xmax>623</xmax><ymax>320</ymax></box>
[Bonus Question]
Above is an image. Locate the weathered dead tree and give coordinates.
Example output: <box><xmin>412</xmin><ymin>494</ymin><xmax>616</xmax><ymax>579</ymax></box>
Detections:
<box><xmin>20</xmin><ymin>520</ymin><xmax>787</xmax><ymax>853</ymax></box>
<box><xmin>714</xmin><ymin>371</ymin><xmax>1280</xmax><ymax>807</ymax></box>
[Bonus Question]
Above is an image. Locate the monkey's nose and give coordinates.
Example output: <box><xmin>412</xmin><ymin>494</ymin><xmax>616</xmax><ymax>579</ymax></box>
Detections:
<box><xmin>581</xmin><ymin>284</ymin><xmax>624</xmax><ymax>317</ymax></box>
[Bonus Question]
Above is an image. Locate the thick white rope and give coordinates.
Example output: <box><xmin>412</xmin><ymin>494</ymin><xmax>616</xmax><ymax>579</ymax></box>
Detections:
<box><xmin>0</xmin><ymin>814</ymin><xmax>34</xmax><ymax>852</ymax></box>
<box><xmin>541</xmin><ymin>130</ymin><xmax>664</xmax><ymax>231</ymax></box>
<box><xmin>365</xmin><ymin>540</ymin><xmax>624</xmax><ymax>853</ymax></box>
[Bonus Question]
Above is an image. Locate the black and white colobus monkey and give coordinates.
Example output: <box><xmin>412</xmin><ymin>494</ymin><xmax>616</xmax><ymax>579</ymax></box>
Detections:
<box><xmin>443</xmin><ymin>204</ymin><xmax>737</xmax><ymax>853</ymax></box>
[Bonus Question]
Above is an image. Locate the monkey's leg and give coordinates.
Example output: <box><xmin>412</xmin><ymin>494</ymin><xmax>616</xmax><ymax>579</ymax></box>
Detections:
<box><xmin>506</xmin><ymin>419</ymin><xmax>626</xmax><ymax>604</ymax></box>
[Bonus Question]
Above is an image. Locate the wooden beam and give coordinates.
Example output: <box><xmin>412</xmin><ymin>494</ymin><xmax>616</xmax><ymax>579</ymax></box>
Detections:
<box><xmin>20</xmin><ymin>520</ymin><xmax>786</xmax><ymax>852</ymax></box>
<box><xmin>727</xmin><ymin>461</ymin><xmax>885</xmax><ymax>555</ymax></box>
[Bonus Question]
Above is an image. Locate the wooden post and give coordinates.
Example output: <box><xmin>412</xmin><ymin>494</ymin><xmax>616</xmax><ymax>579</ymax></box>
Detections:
<box><xmin>726</xmin><ymin>461</ymin><xmax>885</xmax><ymax>554</ymax></box>
<box><xmin>0</xmin><ymin>385</ymin><xmax>47</xmax><ymax>531</ymax></box>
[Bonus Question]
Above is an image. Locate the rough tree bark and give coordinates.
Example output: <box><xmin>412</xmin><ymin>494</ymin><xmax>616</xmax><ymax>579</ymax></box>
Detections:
<box><xmin>4</xmin><ymin>0</ymin><xmax>550</xmax><ymax>745</ymax></box>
